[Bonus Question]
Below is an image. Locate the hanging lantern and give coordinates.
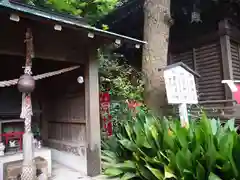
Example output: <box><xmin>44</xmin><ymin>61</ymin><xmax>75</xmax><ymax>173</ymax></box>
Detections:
<box><xmin>17</xmin><ymin>74</ymin><xmax>35</xmax><ymax>93</ymax></box>
<box><xmin>191</xmin><ymin>4</ymin><xmax>202</xmax><ymax>23</ymax></box>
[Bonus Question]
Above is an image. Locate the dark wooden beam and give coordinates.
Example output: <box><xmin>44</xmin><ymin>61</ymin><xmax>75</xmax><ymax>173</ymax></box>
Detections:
<box><xmin>170</xmin><ymin>20</ymin><xmax>240</xmax><ymax>54</ymax></box>
<box><xmin>170</xmin><ymin>32</ymin><xmax>219</xmax><ymax>53</ymax></box>
<box><xmin>219</xmin><ymin>19</ymin><xmax>234</xmax><ymax>102</ymax></box>
<box><xmin>0</xmin><ymin>14</ymin><xmax>88</xmax><ymax>63</ymax></box>
<box><xmin>199</xmin><ymin>100</ymin><xmax>236</xmax><ymax>104</ymax></box>
<box><xmin>192</xmin><ymin>48</ymin><xmax>197</xmax><ymax>71</ymax></box>
<box><xmin>48</xmin><ymin>121</ymin><xmax>85</xmax><ymax>124</ymax></box>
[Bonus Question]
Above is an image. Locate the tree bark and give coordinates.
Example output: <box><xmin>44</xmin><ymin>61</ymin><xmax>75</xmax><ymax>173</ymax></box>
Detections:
<box><xmin>142</xmin><ymin>0</ymin><xmax>171</xmax><ymax>115</ymax></box>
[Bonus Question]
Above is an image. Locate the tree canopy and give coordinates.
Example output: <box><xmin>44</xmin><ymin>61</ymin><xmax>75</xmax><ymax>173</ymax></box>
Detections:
<box><xmin>25</xmin><ymin>0</ymin><xmax>124</xmax><ymax>24</ymax></box>
<box><xmin>21</xmin><ymin>0</ymin><xmax>240</xmax><ymax>26</ymax></box>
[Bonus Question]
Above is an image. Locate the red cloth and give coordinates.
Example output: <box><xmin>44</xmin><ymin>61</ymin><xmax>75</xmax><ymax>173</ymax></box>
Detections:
<box><xmin>233</xmin><ymin>84</ymin><xmax>240</xmax><ymax>104</ymax></box>
<box><xmin>100</xmin><ymin>92</ymin><xmax>112</xmax><ymax>136</ymax></box>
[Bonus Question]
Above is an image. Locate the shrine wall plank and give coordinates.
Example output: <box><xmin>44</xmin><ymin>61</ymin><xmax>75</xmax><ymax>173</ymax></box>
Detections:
<box><xmin>195</xmin><ymin>42</ymin><xmax>225</xmax><ymax>101</ymax></box>
<box><xmin>170</xmin><ymin>40</ymin><xmax>227</xmax><ymax>117</ymax></box>
<box><xmin>170</xmin><ymin>41</ymin><xmax>225</xmax><ymax>102</ymax></box>
<box><xmin>230</xmin><ymin>40</ymin><xmax>240</xmax><ymax>80</ymax></box>
<box><xmin>40</xmin><ymin>69</ymin><xmax>86</xmax><ymax>157</ymax></box>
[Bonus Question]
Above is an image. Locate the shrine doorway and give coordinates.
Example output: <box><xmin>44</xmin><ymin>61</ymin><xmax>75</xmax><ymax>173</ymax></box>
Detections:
<box><xmin>0</xmin><ymin>54</ymin><xmax>86</xmax><ymax>173</ymax></box>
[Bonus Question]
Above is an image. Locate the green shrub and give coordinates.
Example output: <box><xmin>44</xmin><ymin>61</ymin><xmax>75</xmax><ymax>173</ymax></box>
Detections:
<box><xmin>102</xmin><ymin>110</ymin><xmax>240</xmax><ymax>180</ymax></box>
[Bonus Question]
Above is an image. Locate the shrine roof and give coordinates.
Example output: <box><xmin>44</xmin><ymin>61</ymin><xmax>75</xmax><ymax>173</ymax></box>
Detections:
<box><xmin>162</xmin><ymin>62</ymin><xmax>201</xmax><ymax>78</ymax></box>
<box><xmin>0</xmin><ymin>0</ymin><xmax>146</xmax><ymax>45</ymax></box>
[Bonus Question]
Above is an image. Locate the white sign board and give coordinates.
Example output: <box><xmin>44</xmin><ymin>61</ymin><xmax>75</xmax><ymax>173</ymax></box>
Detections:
<box><xmin>164</xmin><ymin>66</ymin><xmax>198</xmax><ymax>104</ymax></box>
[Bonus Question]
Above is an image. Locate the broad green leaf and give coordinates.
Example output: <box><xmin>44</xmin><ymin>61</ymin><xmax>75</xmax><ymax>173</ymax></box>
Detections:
<box><xmin>120</xmin><ymin>172</ymin><xmax>137</xmax><ymax>180</ymax></box>
<box><xmin>144</xmin><ymin>123</ymin><xmax>157</xmax><ymax>150</ymax></box>
<box><xmin>146</xmin><ymin>156</ymin><xmax>162</xmax><ymax>164</ymax></box>
<box><xmin>104</xmin><ymin>168</ymin><xmax>123</xmax><ymax>177</ymax></box>
<box><xmin>119</xmin><ymin>139</ymin><xmax>137</xmax><ymax>151</ymax></box>
<box><xmin>200</xmin><ymin>113</ymin><xmax>212</xmax><ymax>136</ymax></box>
<box><xmin>124</xmin><ymin>122</ymin><xmax>133</xmax><ymax>141</ymax></box>
<box><xmin>210</xmin><ymin>119</ymin><xmax>218</xmax><ymax>135</ymax></box>
<box><xmin>208</xmin><ymin>173</ymin><xmax>222</xmax><ymax>180</ymax></box>
<box><xmin>163</xmin><ymin>131</ymin><xmax>175</xmax><ymax>150</ymax></box>
<box><xmin>102</xmin><ymin>111</ymin><xmax>240</xmax><ymax>180</ymax></box>
<box><xmin>150</xmin><ymin>123</ymin><xmax>160</xmax><ymax>147</ymax></box>
<box><xmin>164</xmin><ymin>166</ymin><xmax>176</xmax><ymax>179</ymax></box>
<box><xmin>166</xmin><ymin>150</ymin><xmax>177</xmax><ymax>170</ymax></box>
<box><xmin>115</xmin><ymin>160</ymin><xmax>136</xmax><ymax>170</ymax></box>
<box><xmin>217</xmin><ymin>161</ymin><xmax>231</xmax><ymax>172</ymax></box>
<box><xmin>138</xmin><ymin>164</ymin><xmax>157</xmax><ymax>180</ymax></box>
<box><xmin>102</xmin><ymin>150</ymin><xmax>117</xmax><ymax>159</ymax></box>
<box><xmin>133</xmin><ymin>152</ymin><xmax>140</xmax><ymax>162</ymax></box>
<box><xmin>176</xmin><ymin>128</ymin><xmax>188</xmax><ymax>148</ymax></box>
<box><xmin>224</xmin><ymin>119</ymin><xmax>235</xmax><ymax>132</ymax></box>
<box><xmin>145</xmin><ymin>164</ymin><xmax>164</xmax><ymax>179</ymax></box>
<box><xmin>157</xmin><ymin>151</ymin><xmax>170</xmax><ymax>163</ymax></box>
<box><xmin>232</xmin><ymin>136</ymin><xmax>240</xmax><ymax>172</ymax></box>
<box><xmin>102</xmin><ymin>155</ymin><xmax>117</xmax><ymax>164</ymax></box>
<box><xmin>176</xmin><ymin>149</ymin><xmax>192</xmax><ymax>175</ymax></box>
<box><xmin>134</xmin><ymin>119</ymin><xmax>151</xmax><ymax>148</ymax></box>
<box><xmin>196</xmin><ymin>161</ymin><xmax>205</xmax><ymax>180</ymax></box>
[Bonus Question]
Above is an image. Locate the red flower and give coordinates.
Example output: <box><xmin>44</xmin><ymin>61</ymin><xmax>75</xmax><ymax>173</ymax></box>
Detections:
<box><xmin>126</xmin><ymin>100</ymin><xmax>142</xmax><ymax>109</ymax></box>
<box><xmin>126</xmin><ymin>100</ymin><xmax>142</xmax><ymax>116</ymax></box>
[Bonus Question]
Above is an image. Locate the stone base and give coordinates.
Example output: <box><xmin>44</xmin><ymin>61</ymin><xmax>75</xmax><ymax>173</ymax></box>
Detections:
<box><xmin>20</xmin><ymin>163</ymin><xmax>36</xmax><ymax>180</ymax></box>
<box><xmin>0</xmin><ymin>148</ymin><xmax>51</xmax><ymax>180</ymax></box>
<box><xmin>4</xmin><ymin>157</ymin><xmax>48</xmax><ymax>180</ymax></box>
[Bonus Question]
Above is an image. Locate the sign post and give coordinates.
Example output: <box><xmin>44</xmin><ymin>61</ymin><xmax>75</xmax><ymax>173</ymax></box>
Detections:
<box><xmin>178</xmin><ymin>103</ymin><xmax>189</xmax><ymax>126</ymax></box>
<box><xmin>163</xmin><ymin>63</ymin><xmax>199</xmax><ymax>127</ymax></box>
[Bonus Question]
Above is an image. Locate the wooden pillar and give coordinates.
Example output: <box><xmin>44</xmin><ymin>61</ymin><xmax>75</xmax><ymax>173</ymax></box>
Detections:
<box><xmin>219</xmin><ymin>19</ymin><xmax>234</xmax><ymax>100</ymax></box>
<box><xmin>41</xmin><ymin>104</ymin><xmax>49</xmax><ymax>143</ymax></box>
<box><xmin>0</xmin><ymin>122</ymin><xmax>2</xmax><ymax>142</ymax></box>
<box><xmin>84</xmin><ymin>47</ymin><xmax>101</xmax><ymax>177</ymax></box>
<box><xmin>192</xmin><ymin>48</ymin><xmax>197</xmax><ymax>71</ymax></box>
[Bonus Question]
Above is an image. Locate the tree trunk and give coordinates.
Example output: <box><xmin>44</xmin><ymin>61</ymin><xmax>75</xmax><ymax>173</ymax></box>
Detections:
<box><xmin>142</xmin><ymin>0</ymin><xmax>171</xmax><ymax>115</ymax></box>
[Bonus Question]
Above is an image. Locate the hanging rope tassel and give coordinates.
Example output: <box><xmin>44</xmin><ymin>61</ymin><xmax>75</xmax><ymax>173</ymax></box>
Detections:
<box><xmin>20</xmin><ymin>93</ymin><xmax>33</xmax><ymax>132</ymax></box>
<box><xmin>20</xmin><ymin>93</ymin><xmax>27</xmax><ymax>119</ymax></box>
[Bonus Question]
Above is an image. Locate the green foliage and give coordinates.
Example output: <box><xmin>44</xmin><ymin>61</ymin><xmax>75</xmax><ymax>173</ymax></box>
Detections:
<box><xmin>102</xmin><ymin>110</ymin><xmax>240</xmax><ymax>180</ymax></box>
<box><xmin>99</xmin><ymin>49</ymin><xmax>144</xmax><ymax>102</ymax></box>
<box><xmin>25</xmin><ymin>0</ymin><xmax>120</xmax><ymax>24</ymax></box>
<box><xmin>98</xmin><ymin>48</ymin><xmax>144</xmax><ymax>135</ymax></box>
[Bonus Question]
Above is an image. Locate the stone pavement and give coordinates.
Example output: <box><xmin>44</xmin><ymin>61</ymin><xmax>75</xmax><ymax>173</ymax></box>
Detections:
<box><xmin>50</xmin><ymin>161</ymin><xmax>92</xmax><ymax>180</ymax></box>
<box><xmin>50</xmin><ymin>161</ymin><xmax>112</xmax><ymax>180</ymax></box>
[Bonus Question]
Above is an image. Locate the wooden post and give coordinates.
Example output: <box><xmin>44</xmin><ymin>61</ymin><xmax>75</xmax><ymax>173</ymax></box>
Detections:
<box><xmin>84</xmin><ymin>48</ymin><xmax>101</xmax><ymax>176</ymax></box>
<box><xmin>219</xmin><ymin>19</ymin><xmax>234</xmax><ymax>101</ymax></box>
<box><xmin>0</xmin><ymin>122</ymin><xmax>2</xmax><ymax>142</ymax></box>
<box><xmin>192</xmin><ymin>48</ymin><xmax>197</xmax><ymax>71</ymax></box>
<box><xmin>21</xmin><ymin>28</ymin><xmax>36</xmax><ymax>180</ymax></box>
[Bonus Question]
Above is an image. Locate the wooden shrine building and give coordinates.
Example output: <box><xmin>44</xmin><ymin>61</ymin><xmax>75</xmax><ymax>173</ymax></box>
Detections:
<box><xmin>0</xmin><ymin>0</ymin><xmax>145</xmax><ymax>178</ymax></box>
<box><xmin>100</xmin><ymin>0</ymin><xmax>240</xmax><ymax>121</ymax></box>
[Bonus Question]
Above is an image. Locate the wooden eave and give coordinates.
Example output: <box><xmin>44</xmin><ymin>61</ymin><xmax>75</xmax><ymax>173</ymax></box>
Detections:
<box><xmin>163</xmin><ymin>62</ymin><xmax>201</xmax><ymax>78</ymax></box>
<box><xmin>0</xmin><ymin>0</ymin><xmax>146</xmax><ymax>46</ymax></box>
